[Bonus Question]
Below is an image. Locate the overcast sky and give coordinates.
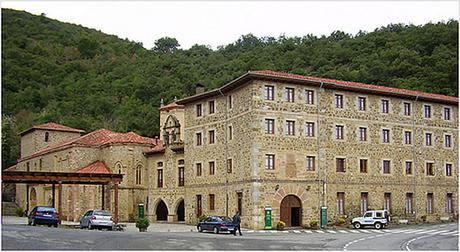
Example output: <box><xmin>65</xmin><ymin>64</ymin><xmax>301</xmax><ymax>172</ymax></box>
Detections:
<box><xmin>2</xmin><ymin>1</ymin><xmax>458</xmax><ymax>50</ymax></box>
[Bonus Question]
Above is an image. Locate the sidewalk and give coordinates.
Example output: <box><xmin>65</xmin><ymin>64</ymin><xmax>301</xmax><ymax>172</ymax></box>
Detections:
<box><xmin>1</xmin><ymin>216</ymin><xmax>197</xmax><ymax>233</ymax></box>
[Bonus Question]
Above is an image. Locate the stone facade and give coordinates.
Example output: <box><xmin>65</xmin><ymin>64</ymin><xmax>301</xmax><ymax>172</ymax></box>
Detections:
<box><xmin>12</xmin><ymin>71</ymin><xmax>458</xmax><ymax>229</ymax></box>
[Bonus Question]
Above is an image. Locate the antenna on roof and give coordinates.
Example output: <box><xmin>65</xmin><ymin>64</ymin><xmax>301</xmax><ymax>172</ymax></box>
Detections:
<box><xmin>160</xmin><ymin>98</ymin><xmax>164</xmax><ymax>107</ymax></box>
<box><xmin>173</xmin><ymin>96</ymin><xmax>177</xmax><ymax>102</ymax></box>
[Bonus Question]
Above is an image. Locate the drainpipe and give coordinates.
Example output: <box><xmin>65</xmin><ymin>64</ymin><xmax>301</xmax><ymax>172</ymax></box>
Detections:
<box><xmin>411</xmin><ymin>96</ymin><xmax>419</xmax><ymax>219</ymax></box>
<box><xmin>317</xmin><ymin>82</ymin><xmax>324</xmax><ymax>227</ymax></box>
<box><xmin>218</xmin><ymin>88</ymin><xmax>229</xmax><ymax>217</ymax></box>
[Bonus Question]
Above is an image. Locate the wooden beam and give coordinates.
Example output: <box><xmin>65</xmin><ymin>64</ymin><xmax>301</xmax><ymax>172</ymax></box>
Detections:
<box><xmin>58</xmin><ymin>182</ymin><xmax>62</xmax><ymax>225</ymax></box>
<box><xmin>114</xmin><ymin>183</ymin><xmax>119</xmax><ymax>224</ymax></box>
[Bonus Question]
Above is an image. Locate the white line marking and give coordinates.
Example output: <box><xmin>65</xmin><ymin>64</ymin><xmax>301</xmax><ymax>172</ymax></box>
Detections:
<box><xmin>339</xmin><ymin>230</ymin><xmax>348</xmax><ymax>233</ymax></box>
<box><xmin>293</xmin><ymin>230</ymin><xmax>301</xmax><ymax>233</ymax></box>
<box><xmin>303</xmin><ymin>230</ymin><xmax>312</xmax><ymax>233</ymax></box>
<box><xmin>258</xmin><ymin>230</ymin><xmax>266</xmax><ymax>233</ymax></box>
<box><xmin>349</xmin><ymin>230</ymin><xmax>360</xmax><ymax>233</ymax></box>
<box><xmin>326</xmin><ymin>230</ymin><xmax>337</xmax><ymax>233</ymax></box>
<box><xmin>315</xmin><ymin>230</ymin><xmax>324</xmax><ymax>233</ymax></box>
<box><xmin>270</xmin><ymin>230</ymin><xmax>278</xmax><ymax>233</ymax></box>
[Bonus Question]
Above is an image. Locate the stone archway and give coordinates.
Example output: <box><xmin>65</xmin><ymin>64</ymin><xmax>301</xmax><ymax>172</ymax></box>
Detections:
<box><xmin>176</xmin><ymin>199</ymin><xmax>185</xmax><ymax>222</ymax></box>
<box><xmin>30</xmin><ymin>188</ymin><xmax>37</xmax><ymax>209</ymax></box>
<box><xmin>156</xmin><ymin>200</ymin><xmax>168</xmax><ymax>221</ymax></box>
<box><xmin>280</xmin><ymin>195</ymin><xmax>302</xmax><ymax>227</ymax></box>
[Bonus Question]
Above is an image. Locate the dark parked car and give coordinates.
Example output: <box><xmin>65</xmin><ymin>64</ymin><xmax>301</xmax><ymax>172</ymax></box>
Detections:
<box><xmin>197</xmin><ymin>216</ymin><xmax>235</xmax><ymax>234</ymax></box>
<box><xmin>28</xmin><ymin>206</ymin><xmax>59</xmax><ymax>227</ymax></box>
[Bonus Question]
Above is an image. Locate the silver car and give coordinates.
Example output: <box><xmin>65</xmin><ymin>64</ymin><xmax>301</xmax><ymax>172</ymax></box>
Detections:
<box><xmin>80</xmin><ymin>210</ymin><xmax>114</xmax><ymax>230</ymax></box>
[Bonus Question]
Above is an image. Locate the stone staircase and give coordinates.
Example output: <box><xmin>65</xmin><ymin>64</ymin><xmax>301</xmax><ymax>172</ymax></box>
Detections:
<box><xmin>2</xmin><ymin>201</ymin><xmax>20</xmax><ymax>216</ymax></box>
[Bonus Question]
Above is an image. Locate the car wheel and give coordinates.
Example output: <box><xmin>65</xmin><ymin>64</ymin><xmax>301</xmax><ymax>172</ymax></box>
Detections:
<box><xmin>48</xmin><ymin>224</ymin><xmax>52</xmax><ymax>227</ymax></box>
<box><xmin>353</xmin><ymin>222</ymin><xmax>361</xmax><ymax>229</ymax></box>
<box><xmin>88</xmin><ymin>222</ymin><xmax>93</xmax><ymax>230</ymax></box>
<box><xmin>27</xmin><ymin>220</ymin><xmax>31</xmax><ymax>226</ymax></box>
<box><xmin>198</xmin><ymin>226</ymin><xmax>203</xmax><ymax>232</ymax></box>
<box><xmin>54</xmin><ymin>224</ymin><xmax>58</xmax><ymax>228</ymax></box>
<box><xmin>31</xmin><ymin>219</ymin><xmax>36</xmax><ymax>226</ymax></box>
<box><xmin>374</xmin><ymin>222</ymin><xmax>382</xmax><ymax>230</ymax></box>
<box><xmin>213</xmin><ymin>226</ymin><xmax>219</xmax><ymax>234</ymax></box>
<box><xmin>108</xmin><ymin>227</ymin><xmax>113</xmax><ymax>231</ymax></box>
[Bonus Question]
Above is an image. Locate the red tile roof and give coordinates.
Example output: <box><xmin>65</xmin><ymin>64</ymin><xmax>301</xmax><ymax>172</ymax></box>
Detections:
<box><xmin>76</xmin><ymin>161</ymin><xmax>110</xmax><ymax>174</ymax></box>
<box><xmin>251</xmin><ymin>70</ymin><xmax>458</xmax><ymax>103</ymax></box>
<box><xmin>159</xmin><ymin>102</ymin><xmax>185</xmax><ymax>111</ymax></box>
<box><xmin>20</xmin><ymin>122</ymin><xmax>85</xmax><ymax>135</ymax></box>
<box><xmin>19</xmin><ymin>129</ymin><xmax>158</xmax><ymax>161</ymax></box>
<box><xmin>144</xmin><ymin>140</ymin><xmax>166</xmax><ymax>155</ymax></box>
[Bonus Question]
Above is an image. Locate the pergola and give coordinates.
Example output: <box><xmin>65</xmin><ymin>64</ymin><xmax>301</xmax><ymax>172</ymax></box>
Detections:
<box><xmin>2</xmin><ymin>170</ymin><xmax>123</xmax><ymax>223</ymax></box>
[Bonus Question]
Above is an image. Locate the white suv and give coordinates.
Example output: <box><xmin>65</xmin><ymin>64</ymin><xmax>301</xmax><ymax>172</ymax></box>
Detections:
<box><xmin>351</xmin><ymin>210</ymin><xmax>390</xmax><ymax>229</ymax></box>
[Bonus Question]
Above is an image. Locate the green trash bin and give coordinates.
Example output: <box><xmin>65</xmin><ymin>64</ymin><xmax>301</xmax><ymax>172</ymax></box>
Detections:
<box><xmin>138</xmin><ymin>203</ymin><xmax>145</xmax><ymax>219</ymax></box>
<box><xmin>264</xmin><ymin>206</ymin><xmax>272</xmax><ymax>230</ymax></box>
<box><xmin>320</xmin><ymin>206</ymin><xmax>327</xmax><ymax>229</ymax></box>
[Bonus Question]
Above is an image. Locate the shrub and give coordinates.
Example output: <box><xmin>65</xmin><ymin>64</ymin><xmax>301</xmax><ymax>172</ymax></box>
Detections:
<box><xmin>15</xmin><ymin>207</ymin><xmax>24</xmax><ymax>217</ymax></box>
<box><xmin>135</xmin><ymin>218</ymin><xmax>150</xmax><ymax>230</ymax></box>
<box><xmin>420</xmin><ymin>215</ymin><xmax>427</xmax><ymax>222</ymax></box>
<box><xmin>334</xmin><ymin>217</ymin><xmax>346</xmax><ymax>226</ymax></box>
<box><xmin>276</xmin><ymin>220</ymin><xmax>286</xmax><ymax>230</ymax></box>
<box><xmin>309</xmin><ymin>219</ymin><xmax>319</xmax><ymax>227</ymax></box>
<box><xmin>198</xmin><ymin>214</ymin><xmax>208</xmax><ymax>222</ymax></box>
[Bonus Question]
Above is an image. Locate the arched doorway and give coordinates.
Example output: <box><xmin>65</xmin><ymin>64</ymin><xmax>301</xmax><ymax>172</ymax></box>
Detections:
<box><xmin>30</xmin><ymin>188</ymin><xmax>37</xmax><ymax>209</ymax></box>
<box><xmin>156</xmin><ymin>200</ymin><xmax>168</xmax><ymax>221</ymax></box>
<box><xmin>280</xmin><ymin>195</ymin><xmax>302</xmax><ymax>227</ymax></box>
<box><xmin>176</xmin><ymin>200</ymin><xmax>185</xmax><ymax>222</ymax></box>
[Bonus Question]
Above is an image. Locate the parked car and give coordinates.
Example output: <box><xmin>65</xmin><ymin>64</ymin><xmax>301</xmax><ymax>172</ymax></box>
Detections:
<box><xmin>28</xmin><ymin>206</ymin><xmax>59</xmax><ymax>227</ymax></box>
<box><xmin>79</xmin><ymin>210</ymin><xmax>114</xmax><ymax>230</ymax></box>
<box><xmin>351</xmin><ymin>210</ymin><xmax>390</xmax><ymax>229</ymax></box>
<box><xmin>197</xmin><ymin>216</ymin><xmax>235</xmax><ymax>234</ymax></box>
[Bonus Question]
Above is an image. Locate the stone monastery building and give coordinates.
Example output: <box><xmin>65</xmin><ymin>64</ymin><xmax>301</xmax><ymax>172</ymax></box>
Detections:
<box><xmin>11</xmin><ymin>70</ymin><xmax>458</xmax><ymax>229</ymax></box>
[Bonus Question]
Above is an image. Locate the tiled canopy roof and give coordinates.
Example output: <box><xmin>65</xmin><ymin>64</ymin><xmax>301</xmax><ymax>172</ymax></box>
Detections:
<box><xmin>20</xmin><ymin>122</ymin><xmax>85</xmax><ymax>135</ymax></box>
<box><xmin>76</xmin><ymin>161</ymin><xmax>110</xmax><ymax>174</ymax></box>
<box><xmin>20</xmin><ymin>128</ymin><xmax>158</xmax><ymax>161</ymax></box>
<box><xmin>144</xmin><ymin>140</ymin><xmax>166</xmax><ymax>155</ymax></box>
<box><xmin>159</xmin><ymin>102</ymin><xmax>185</xmax><ymax>111</ymax></box>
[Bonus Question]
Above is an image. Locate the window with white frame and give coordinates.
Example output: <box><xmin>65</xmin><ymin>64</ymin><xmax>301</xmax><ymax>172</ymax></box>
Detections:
<box><xmin>426</xmin><ymin>162</ymin><xmax>435</xmax><ymax>176</ymax></box>
<box><xmin>196</xmin><ymin>163</ymin><xmax>202</xmax><ymax>176</ymax></box>
<box><xmin>265</xmin><ymin>85</ymin><xmax>274</xmax><ymax>100</ymax></box>
<box><xmin>209</xmin><ymin>161</ymin><xmax>215</xmax><ymax>175</ymax></box>
<box><xmin>336</xmin><ymin>158</ymin><xmax>346</xmax><ymax>172</ymax></box>
<box><xmin>360</xmin><ymin>159</ymin><xmax>368</xmax><ymax>173</ymax></box>
<box><xmin>285</xmin><ymin>87</ymin><xmax>295</xmax><ymax>102</ymax></box>
<box><xmin>196</xmin><ymin>104</ymin><xmax>202</xmax><ymax>117</ymax></box>
<box><xmin>228</xmin><ymin>95</ymin><xmax>233</xmax><ymax>109</ymax></box>
<box><xmin>285</xmin><ymin>120</ymin><xmax>295</xmax><ymax>135</ymax></box>
<box><xmin>228</xmin><ymin>125</ymin><xmax>233</xmax><ymax>140</ymax></box>
<box><xmin>383</xmin><ymin>160</ymin><xmax>391</xmax><ymax>174</ymax></box>
<box><xmin>358</xmin><ymin>127</ymin><xmax>367</xmax><ymax>141</ymax></box>
<box><xmin>381</xmin><ymin>99</ymin><xmax>389</xmax><ymax>113</ymax></box>
<box><xmin>445</xmin><ymin>134</ymin><xmax>451</xmax><ymax>148</ymax></box>
<box><xmin>382</xmin><ymin>129</ymin><xmax>390</xmax><ymax>143</ymax></box>
<box><xmin>196</xmin><ymin>132</ymin><xmax>202</xmax><ymax>146</ymax></box>
<box><xmin>209</xmin><ymin>130</ymin><xmax>215</xmax><ymax>144</ymax></box>
<box><xmin>403</xmin><ymin>102</ymin><xmax>411</xmax><ymax>116</ymax></box>
<box><xmin>335</xmin><ymin>94</ymin><xmax>343</xmax><ymax>108</ymax></box>
<box><xmin>305</xmin><ymin>122</ymin><xmax>315</xmax><ymax>137</ymax></box>
<box><xmin>384</xmin><ymin>193</ymin><xmax>391</xmax><ymax>213</ymax></box>
<box><xmin>265</xmin><ymin>154</ymin><xmax>275</xmax><ymax>170</ymax></box>
<box><xmin>427</xmin><ymin>193</ymin><xmax>433</xmax><ymax>214</ymax></box>
<box><xmin>306</xmin><ymin>156</ymin><xmax>315</xmax><ymax>171</ymax></box>
<box><xmin>209</xmin><ymin>100</ymin><xmax>215</xmax><ymax>114</ymax></box>
<box><xmin>446</xmin><ymin>193</ymin><xmax>453</xmax><ymax>213</ymax></box>
<box><xmin>360</xmin><ymin>192</ymin><xmax>368</xmax><ymax>215</ymax></box>
<box><xmin>265</xmin><ymin>119</ymin><xmax>275</xmax><ymax>134</ymax></box>
<box><xmin>444</xmin><ymin>107</ymin><xmax>451</xmax><ymax>120</ymax></box>
<box><xmin>424</xmin><ymin>105</ymin><xmax>431</xmax><ymax>118</ymax></box>
<box><xmin>404</xmin><ymin>131</ymin><xmax>412</xmax><ymax>145</ymax></box>
<box><xmin>305</xmin><ymin>90</ymin><xmax>314</xmax><ymax>105</ymax></box>
<box><xmin>425</xmin><ymin>133</ymin><xmax>432</xmax><ymax>146</ymax></box>
<box><xmin>336</xmin><ymin>125</ymin><xmax>344</xmax><ymax>140</ymax></box>
<box><xmin>405</xmin><ymin>161</ymin><xmax>413</xmax><ymax>175</ymax></box>
<box><xmin>406</xmin><ymin>193</ymin><xmax>413</xmax><ymax>214</ymax></box>
<box><xmin>358</xmin><ymin>97</ymin><xmax>366</xmax><ymax>111</ymax></box>
<box><xmin>337</xmin><ymin>192</ymin><xmax>345</xmax><ymax>215</ymax></box>
<box><xmin>445</xmin><ymin>163</ymin><xmax>452</xmax><ymax>177</ymax></box>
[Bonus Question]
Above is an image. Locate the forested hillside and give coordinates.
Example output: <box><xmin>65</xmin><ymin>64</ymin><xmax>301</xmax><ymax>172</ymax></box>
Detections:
<box><xmin>2</xmin><ymin>8</ymin><xmax>458</xmax><ymax>168</ymax></box>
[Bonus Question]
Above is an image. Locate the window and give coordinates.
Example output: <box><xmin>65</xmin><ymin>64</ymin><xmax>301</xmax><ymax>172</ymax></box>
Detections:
<box><xmin>196</xmin><ymin>163</ymin><xmax>202</xmax><ymax>176</ymax></box>
<box><xmin>196</xmin><ymin>132</ymin><xmax>202</xmax><ymax>146</ymax></box>
<box><xmin>265</xmin><ymin>154</ymin><xmax>275</xmax><ymax>170</ymax></box>
<box><xmin>405</xmin><ymin>161</ymin><xmax>413</xmax><ymax>175</ymax></box>
<box><xmin>265</xmin><ymin>119</ymin><xmax>275</xmax><ymax>134</ymax></box>
<box><xmin>337</xmin><ymin>192</ymin><xmax>345</xmax><ymax>215</ymax></box>
<box><xmin>44</xmin><ymin>132</ymin><xmax>49</xmax><ymax>142</ymax></box>
<box><xmin>445</xmin><ymin>163</ymin><xmax>452</xmax><ymax>177</ymax></box>
<box><xmin>360</xmin><ymin>159</ymin><xmax>368</xmax><ymax>173</ymax></box>
<box><xmin>383</xmin><ymin>160</ymin><xmax>391</xmax><ymax>174</ymax></box>
<box><xmin>265</xmin><ymin>85</ymin><xmax>274</xmax><ymax>100</ymax></box>
<box><xmin>358</xmin><ymin>97</ymin><xmax>366</xmax><ymax>111</ymax></box>
<box><xmin>381</xmin><ymin>100</ymin><xmax>389</xmax><ymax>113</ymax></box>
<box><xmin>228</xmin><ymin>126</ymin><xmax>233</xmax><ymax>140</ymax></box>
<box><xmin>427</xmin><ymin>193</ymin><xmax>433</xmax><ymax>214</ymax></box>
<box><xmin>196</xmin><ymin>195</ymin><xmax>202</xmax><ymax>217</ymax></box>
<box><xmin>336</xmin><ymin>158</ymin><xmax>345</xmax><ymax>172</ymax></box>
<box><xmin>178</xmin><ymin>159</ymin><xmax>185</xmax><ymax>165</ymax></box>
<box><xmin>305</xmin><ymin>90</ymin><xmax>314</xmax><ymax>105</ymax></box>
<box><xmin>336</xmin><ymin>125</ymin><xmax>344</xmax><ymax>140</ymax></box>
<box><xmin>209</xmin><ymin>161</ymin><xmax>215</xmax><ymax>175</ymax></box>
<box><xmin>444</xmin><ymin>107</ymin><xmax>451</xmax><ymax>120</ymax></box>
<box><xmin>209</xmin><ymin>194</ymin><xmax>215</xmax><ymax>211</ymax></box>
<box><xmin>335</xmin><ymin>94</ymin><xmax>343</xmax><ymax>108</ymax></box>
<box><xmin>196</xmin><ymin>104</ymin><xmax>202</xmax><ymax>117</ymax></box>
<box><xmin>286</xmin><ymin>120</ymin><xmax>295</xmax><ymax>135</ymax></box>
<box><xmin>209</xmin><ymin>100</ymin><xmax>215</xmax><ymax>114</ymax></box>
<box><xmin>306</xmin><ymin>156</ymin><xmax>315</xmax><ymax>171</ymax></box>
<box><xmin>39</xmin><ymin>159</ymin><xmax>43</xmax><ymax>170</ymax></box>
<box><xmin>384</xmin><ymin>193</ymin><xmax>391</xmax><ymax>213</ymax></box>
<box><xmin>406</xmin><ymin>193</ymin><xmax>413</xmax><ymax>214</ymax></box>
<box><xmin>446</xmin><ymin>193</ymin><xmax>453</xmax><ymax>213</ymax></box>
<box><xmin>382</xmin><ymin>129</ymin><xmax>390</xmax><ymax>143</ymax></box>
<box><xmin>157</xmin><ymin>169</ymin><xmax>163</xmax><ymax>188</ymax></box>
<box><xmin>209</xmin><ymin>130</ymin><xmax>215</xmax><ymax>144</ymax></box>
<box><xmin>135</xmin><ymin>165</ymin><xmax>142</xmax><ymax>185</ymax></box>
<box><xmin>424</xmin><ymin>105</ymin><xmax>431</xmax><ymax>118</ymax></box>
<box><xmin>285</xmin><ymin>87</ymin><xmax>295</xmax><ymax>102</ymax></box>
<box><xmin>178</xmin><ymin>167</ymin><xmax>185</xmax><ymax>187</ymax></box>
<box><xmin>237</xmin><ymin>192</ymin><xmax>243</xmax><ymax>215</ymax></box>
<box><xmin>403</xmin><ymin>102</ymin><xmax>411</xmax><ymax>116</ymax></box>
<box><xmin>227</xmin><ymin>159</ymin><xmax>232</xmax><ymax>173</ymax></box>
<box><xmin>404</xmin><ymin>131</ymin><xmax>412</xmax><ymax>145</ymax></box>
<box><xmin>305</xmin><ymin>122</ymin><xmax>315</xmax><ymax>137</ymax></box>
<box><xmin>228</xmin><ymin>95</ymin><xmax>233</xmax><ymax>109</ymax></box>
<box><xmin>358</xmin><ymin>127</ymin><xmax>367</xmax><ymax>141</ymax></box>
<box><xmin>425</xmin><ymin>133</ymin><xmax>432</xmax><ymax>146</ymax></box>
<box><xmin>360</xmin><ymin>193</ymin><xmax>368</xmax><ymax>215</ymax></box>
<box><xmin>426</xmin><ymin>162</ymin><xmax>434</xmax><ymax>176</ymax></box>
<box><xmin>445</xmin><ymin>135</ymin><xmax>451</xmax><ymax>148</ymax></box>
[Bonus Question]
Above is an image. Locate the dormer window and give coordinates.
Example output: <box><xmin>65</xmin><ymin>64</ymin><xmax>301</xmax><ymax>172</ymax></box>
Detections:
<box><xmin>45</xmin><ymin>132</ymin><xmax>49</xmax><ymax>142</ymax></box>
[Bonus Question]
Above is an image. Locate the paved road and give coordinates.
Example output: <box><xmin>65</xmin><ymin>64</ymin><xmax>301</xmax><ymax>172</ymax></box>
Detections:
<box><xmin>2</xmin><ymin>222</ymin><xmax>458</xmax><ymax>250</ymax></box>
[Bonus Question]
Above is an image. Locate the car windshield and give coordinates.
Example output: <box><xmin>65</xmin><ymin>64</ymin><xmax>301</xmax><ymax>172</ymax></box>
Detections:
<box><xmin>37</xmin><ymin>207</ymin><xmax>56</xmax><ymax>212</ymax></box>
<box><xmin>94</xmin><ymin>211</ymin><xmax>111</xmax><ymax>216</ymax></box>
<box><xmin>217</xmin><ymin>216</ymin><xmax>232</xmax><ymax>222</ymax></box>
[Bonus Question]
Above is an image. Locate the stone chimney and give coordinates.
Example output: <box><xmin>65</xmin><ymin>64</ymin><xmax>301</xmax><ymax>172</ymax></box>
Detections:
<box><xmin>196</xmin><ymin>83</ymin><xmax>205</xmax><ymax>94</ymax></box>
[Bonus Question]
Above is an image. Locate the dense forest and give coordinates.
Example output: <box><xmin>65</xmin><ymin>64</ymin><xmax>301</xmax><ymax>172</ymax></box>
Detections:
<box><xmin>2</xmin><ymin>9</ymin><xmax>458</xmax><ymax>168</ymax></box>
